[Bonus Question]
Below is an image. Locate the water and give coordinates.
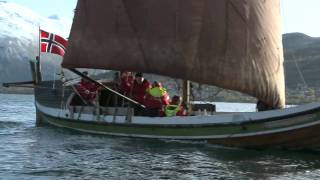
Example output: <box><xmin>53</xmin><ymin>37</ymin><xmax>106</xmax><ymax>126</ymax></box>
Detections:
<box><xmin>1</xmin><ymin>94</ymin><xmax>320</xmax><ymax>179</ymax></box>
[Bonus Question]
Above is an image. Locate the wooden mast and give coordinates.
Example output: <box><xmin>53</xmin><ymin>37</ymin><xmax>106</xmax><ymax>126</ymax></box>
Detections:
<box><xmin>36</xmin><ymin>26</ymin><xmax>42</xmax><ymax>84</ymax></box>
<box><xmin>182</xmin><ymin>80</ymin><xmax>190</xmax><ymax>105</ymax></box>
<box><xmin>35</xmin><ymin>26</ymin><xmax>43</xmax><ymax>127</ymax></box>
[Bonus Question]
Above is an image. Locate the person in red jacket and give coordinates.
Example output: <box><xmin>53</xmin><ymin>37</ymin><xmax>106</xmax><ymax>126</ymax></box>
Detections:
<box><xmin>119</xmin><ymin>71</ymin><xmax>134</xmax><ymax>96</ymax></box>
<box><xmin>75</xmin><ymin>72</ymin><xmax>99</xmax><ymax>103</ymax></box>
<box><xmin>131</xmin><ymin>72</ymin><xmax>151</xmax><ymax>105</ymax></box>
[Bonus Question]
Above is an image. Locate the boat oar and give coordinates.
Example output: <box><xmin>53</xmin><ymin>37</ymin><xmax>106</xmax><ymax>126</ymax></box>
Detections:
<box><xmin>68</xmin><ymin>68</ymin><xmax>146</xmax><ymax>109</ymax></box>
<box><xmin>70</xmin><ymin>85</ymin><xmax>91</xmax><ymax>106</ymax></box>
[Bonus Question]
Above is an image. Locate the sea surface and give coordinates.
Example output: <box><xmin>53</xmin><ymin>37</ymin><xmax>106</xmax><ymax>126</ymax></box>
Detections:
<box><xmin>1</xmin><ymin>94</ymin><xmax>320</xmax><ymax>180</ymax></box>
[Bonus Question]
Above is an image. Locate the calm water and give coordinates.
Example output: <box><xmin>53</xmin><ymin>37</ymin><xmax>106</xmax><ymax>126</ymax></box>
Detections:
<box><xmin>1</xmin><ymin>94</ymin><xmax>320</xmax><ymax>179</ymax></box>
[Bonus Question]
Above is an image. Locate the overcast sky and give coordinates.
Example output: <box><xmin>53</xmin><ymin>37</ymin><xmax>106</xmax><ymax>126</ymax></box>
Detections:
<box><xmin>6</xmin><ymin>0</ymin><xmax>320</xmax><ymax>37</ymax></box>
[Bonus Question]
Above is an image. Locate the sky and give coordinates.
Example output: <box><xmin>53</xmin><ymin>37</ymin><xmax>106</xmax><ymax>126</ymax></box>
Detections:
<box><xmin>6</xmin><ymin>0</ymin><xmax>77</xmax><ymax>20</ymax></box>
<box><xmin>5</xmin><ymin>0</ymin><xmax>320</xmax><ymax>37</ymax></box>
<box><xmin>281</xmin><ymin>0</ymin><xmax>320</xmax><ymax>37</ymax></box>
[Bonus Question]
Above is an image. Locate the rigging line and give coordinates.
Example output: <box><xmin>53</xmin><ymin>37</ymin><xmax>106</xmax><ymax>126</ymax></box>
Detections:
<box><xmin>121</xmin><ymin>0</ymin><xmax>150</xmax><ymax>70</ymax></box>
<box><xmin>281</xmin><ymin>1</ymin><xmax>308</xmax><ymax>88</ymax></box>
<box><xmin>292</xmin><ymin>54</ymin><xmax>308</xmax><ymax>87</ymax></box>
<box><xmin>190</xmin><ymin>0</ymin><xmax>206</xmax><ymax>75</ymax></box>
<box><xmin>223</xmin><ymin>0</ymin><xmax>230</xmax><ymax>63</ymax></box>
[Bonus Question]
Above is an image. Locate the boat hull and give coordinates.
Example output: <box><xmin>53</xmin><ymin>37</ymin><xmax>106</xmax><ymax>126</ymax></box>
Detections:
<box><xmin>35</xmin><ymin>81</ymin><xmax>320</xmax><ymax>150</ymax></box>
<box><xmin>37</xmin><ymin>109</ymin><xmax>320</xmax><ymax>150</ymax></box>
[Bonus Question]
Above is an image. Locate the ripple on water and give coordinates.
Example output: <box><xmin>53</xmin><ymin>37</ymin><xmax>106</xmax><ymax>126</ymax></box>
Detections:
<box><xmin>1</xmin><ymin>94</ymin><xmax>320</xmax><ymax>179</ymax></box>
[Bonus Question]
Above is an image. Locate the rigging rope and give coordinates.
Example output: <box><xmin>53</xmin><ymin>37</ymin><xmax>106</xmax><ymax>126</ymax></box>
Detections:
<box><xmin>281</xmin><ymin>1</ymin><xmax>309</xmax><ymax>88</ymax></box>
<box><xmin>292</xmin><ymin>55</ymin><xmax>308</xmax><ymax>87</ymax></box>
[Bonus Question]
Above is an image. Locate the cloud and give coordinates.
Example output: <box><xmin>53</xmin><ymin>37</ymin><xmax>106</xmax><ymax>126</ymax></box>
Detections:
<box><xmin>48</xmin><ymin>14</ymin><xmax>60</xmax><ymax>20</ymax></box>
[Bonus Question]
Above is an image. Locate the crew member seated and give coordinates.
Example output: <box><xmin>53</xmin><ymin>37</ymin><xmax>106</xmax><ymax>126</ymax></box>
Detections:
<box><xmin>164</xmin><ymin>95</ymin><xmax>187</xmax><ymax>117</ymax></box>
<box><xmin>75</xmin><ymin>71</ymin><xmax>99</xmax><ymax>103</ymax></box>
<box><xmin>145</xmin><ymin>81</ymin><xmax>170</xmax><ymax>116</ymax></box>
<box><xmin>256</xmin><ymin>100</ymin><xmax>276</xmax><ymax>111</ymax></box>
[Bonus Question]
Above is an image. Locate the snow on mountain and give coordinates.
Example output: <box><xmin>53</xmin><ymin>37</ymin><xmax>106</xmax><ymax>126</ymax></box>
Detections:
<box><xmin>0</xmin><ymin>1</ymin><xmax>72</xmax><ymax>83</ymax></box>
<box><xmin>0</xmin><ymin>1</ymin><xmax>70</xmax><ymax>40</ymax></box>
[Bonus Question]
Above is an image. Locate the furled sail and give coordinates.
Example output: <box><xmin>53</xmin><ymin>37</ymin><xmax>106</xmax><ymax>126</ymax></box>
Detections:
<box><xmin>62</xmin><ymin>0</ymin><xmax>285</xmax><ymax>108</ymax></box>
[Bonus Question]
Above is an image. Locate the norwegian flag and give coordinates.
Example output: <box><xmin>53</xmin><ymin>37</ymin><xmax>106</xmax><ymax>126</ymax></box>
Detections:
<box><xmin>40</xmin><ymin>29</ymin><xmax>68</xmax><ymax>57</ymax></box>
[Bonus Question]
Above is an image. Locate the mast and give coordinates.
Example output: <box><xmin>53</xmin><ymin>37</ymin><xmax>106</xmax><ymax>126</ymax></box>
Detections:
<box><xmin>36</xmin><ymin>26</ymin><xmax>42</xmax><ymax>84</ymax></box>
<box><xmin>182</xmin><ymin>80</ymin><xmax>190</xmax><ymax>105</ymax></box>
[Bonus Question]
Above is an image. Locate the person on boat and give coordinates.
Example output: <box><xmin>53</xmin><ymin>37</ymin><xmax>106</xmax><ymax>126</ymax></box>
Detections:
<box><xmin>256</xmin><ymin>100</ymin><xmax>276</xmax><ymax>111</ymax></box>
<box><xmin>163</xmin><ymin>95</ymin><xmax>187</xmax><ymax>117</ymax></box>
<box><xmin>75</xmin><ymin>71</ymin><xmax>99</xmax><ymax>103</ymax></box>
<box><xmin>131</xmin><ymin>72</ymin><xmax>151</xmax><ymax>105</ymax></box>
<box><xmin>144</xmin><ymin>81</ymin><xmax>170</xmax><ymax>116</ymax></box>
<box><xmin>119</xmin><ymin>71</ymin><xmax>134</xmax><ymax>96</ymax></box>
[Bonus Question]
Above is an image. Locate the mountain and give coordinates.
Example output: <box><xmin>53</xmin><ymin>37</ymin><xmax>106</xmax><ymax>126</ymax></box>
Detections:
<box><xmin>0</xmin><ymin>1</ymin><xmax>71</xmax><ymax>83</ymax></box>
<box><xmin>283</xmin><ymin>33</ymin><xmax>320</xmax><ymax>89</ymax></box>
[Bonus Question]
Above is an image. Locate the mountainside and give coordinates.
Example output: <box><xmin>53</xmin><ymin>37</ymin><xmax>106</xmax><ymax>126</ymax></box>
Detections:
<box><xmin>283</xmin><ymin>33</ymin><xmax>320</xmax><ymax>89</ymax></box>
<box><xmin>0</xmin><ymin>1</ymin><xmax>71</xmax><ymax>83</ymax></box>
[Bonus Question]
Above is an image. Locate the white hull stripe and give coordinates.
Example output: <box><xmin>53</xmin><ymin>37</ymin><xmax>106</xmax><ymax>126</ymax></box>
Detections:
<box><xmin>36</xmin><ymin>102</ymin><xmax>320</xmax><ymax>125</ymax></box>
<box><xmin>41</xmin><ymin>109</ymin><xmax>320</xmax><ymax>140</ymax></box>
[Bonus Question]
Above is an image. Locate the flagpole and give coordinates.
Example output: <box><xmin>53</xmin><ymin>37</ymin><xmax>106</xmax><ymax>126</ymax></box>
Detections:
<box><xmin>53</xmin><ymin>65</ymin><xmax>56</xmax><ymax>89</ymax></box>
<box><xmin>38</xmin><ymin>26</ymin><xmax>40</xmax><ymax>61</ymax></box>
<box><xmin>36</xmin><ymin>26</ymin><xmax>42</xmax><ymax>83</ymax></box>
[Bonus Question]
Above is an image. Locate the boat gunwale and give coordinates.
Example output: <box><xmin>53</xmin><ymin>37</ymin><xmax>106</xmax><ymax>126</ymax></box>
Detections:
<box><xmin>35</xmin><ymin>101</ymin><xmax>320</xmax><ymax>128</ymax></box>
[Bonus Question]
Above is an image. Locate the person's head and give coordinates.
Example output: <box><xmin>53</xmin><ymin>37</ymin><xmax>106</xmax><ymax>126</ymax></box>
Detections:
<box><xmin>81</xmin><ymin>71</ymin><xmax>89</xmax><ymax>82</ymax></box>
<box><xmin>135</xmin><ymin>72</ymin><xmax>144</xmax><ymax>84</ymax></box>
<box><xmin>171</xmin><ymin>95</ymin><xmax>181</xmax><ymax>105</ymax></box>
<box><xmin>152</xmin><ymin>81</ymin><xmax>162</xmax><ymax>88</ymax></box>
<box><xmin>120</xmin><ymin>71</ymin><xmax>132</xmax><ymax>78</ymax></box>
<box><xmin>113</xmin><ymin>72</ymin><xmax>120</xmax><ymax>80</ymax></box>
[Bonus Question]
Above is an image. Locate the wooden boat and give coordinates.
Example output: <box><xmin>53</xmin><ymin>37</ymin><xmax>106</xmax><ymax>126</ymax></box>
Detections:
<box><xmin>8</xmin><ymin>0</ymin><xmax>320</xmax><ymax>150</ymax></box>
<box><xmin>33</xmin><ymin>80</ymin><xmax>320</xmax><ymax>150</ymax></box>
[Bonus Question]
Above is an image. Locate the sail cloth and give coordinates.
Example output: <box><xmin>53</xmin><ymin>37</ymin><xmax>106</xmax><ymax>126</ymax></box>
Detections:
<box><xmin>62</xmin><ymin>0</ymin><xmax>285</xmax><ymax>108</ymax></box>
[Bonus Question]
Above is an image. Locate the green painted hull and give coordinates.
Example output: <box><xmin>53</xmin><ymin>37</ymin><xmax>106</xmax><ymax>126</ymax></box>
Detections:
<box><xmin>36</xmin><ymin>107</ymin><xmax>320</xmax><ymax>150</ymax></box>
